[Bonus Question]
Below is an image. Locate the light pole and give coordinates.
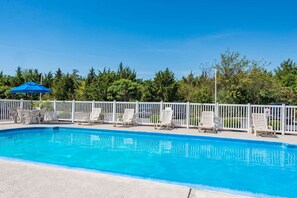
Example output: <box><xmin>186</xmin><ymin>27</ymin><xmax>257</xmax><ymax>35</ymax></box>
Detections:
<box><xmin>214</xmin><ymin>66</ymin><xmax>218</xmax><ymax>131</ymax></box>
<box><xmin>214</xmin><ymin>67</ymin><xmax>217</xmax><ymax>104</ymax></box>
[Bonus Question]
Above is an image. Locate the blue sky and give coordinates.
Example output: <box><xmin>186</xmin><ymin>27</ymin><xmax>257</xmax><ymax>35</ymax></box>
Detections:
<box><xmin>0</xmin><ymin>0</ymin><xmax>296</xmax><ymax>79</ymax></box>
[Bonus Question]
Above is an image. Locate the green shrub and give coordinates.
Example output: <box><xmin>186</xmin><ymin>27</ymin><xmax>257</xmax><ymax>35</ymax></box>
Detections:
<box><xmin>57</xmin><ymin>111</ymin><xmax>71</xmax><ymax>118</ymax></box>
<box><xmin>150</xmin><ymin>115</ymin><xmax>160</xmax><ymax>123</ymax></box>
<box><xmin>224</xmin><ymin>118</ymin><xmax>241</xmax><ymax>128</ymax></box>
<box><xmin>32</xmin><ymin>100</ymin><xmax>53</xmax><ymax>111</ymax></box>
<box><xmin>190</xmin><ymin>117</ymin><xmax>199</xmax><ymax>125</ymax></box>
<box><xmin>268</xmin><ymin>120</ymin><xmax>281</xmax><ymax>130</ymax></box>
<box><xmin>32</xmin><ymin>101</ymin><xmax>45</xmax><ymax>109</ymax></box>
<box><xmin>43</xmin><ymin>101</ymin><xmax>54</xmax><ymax>111</ymax></box>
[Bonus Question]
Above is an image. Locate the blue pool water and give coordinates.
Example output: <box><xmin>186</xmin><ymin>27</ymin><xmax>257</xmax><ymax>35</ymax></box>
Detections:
<box><xmin>0</xmin><ymin>127</ymin><xmax>297</xmax><ymax>197</ymax></box>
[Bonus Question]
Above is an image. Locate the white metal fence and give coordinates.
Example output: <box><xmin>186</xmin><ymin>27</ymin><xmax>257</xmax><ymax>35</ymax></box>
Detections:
<box><xmin>1</xmin><ymin>99</ymin><xmax>297</xmax><ymax>135</ymax></box>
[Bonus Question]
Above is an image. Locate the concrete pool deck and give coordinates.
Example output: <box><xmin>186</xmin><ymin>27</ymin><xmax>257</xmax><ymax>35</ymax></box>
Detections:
<box><xmin>1</xmin><ymin>121</ymin><xmax>296</xmax><ymax>198</ymax></box>
<box><xmin>0</xmin><ymin>159</ymin><xmax>248</xmax><ymax>198</ymax></box>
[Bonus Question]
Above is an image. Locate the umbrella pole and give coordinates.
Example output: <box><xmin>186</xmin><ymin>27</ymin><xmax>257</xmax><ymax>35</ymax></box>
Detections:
<box><xmin>31</xmin><ymin>94</ymin><xmax>33</xmax><ymax>110</ymax></box>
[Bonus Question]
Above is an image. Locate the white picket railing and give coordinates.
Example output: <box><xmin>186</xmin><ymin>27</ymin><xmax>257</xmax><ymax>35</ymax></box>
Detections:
<box><xmin>219</xmin><ymin>104</ymin><xmax>248</xmax><ymax>131</ymax></box>
<box><xmin>0</xmin><ymin>99</ymin><xmax>21</xmax><ymax>120</ymax></box>
<box><xmin>94</xmin><ymin>101</ymin><xmax>114</xmax><ymax>123</ymax></box>
<box><xmin>1</xmin><ymin>99</ymin><xmax>297</xmax><ymax>135</ymax></box>
<box><xmin>138</xmin><ymin>102</ymin><xmax>160</xmax><ymax>125</ymax></box>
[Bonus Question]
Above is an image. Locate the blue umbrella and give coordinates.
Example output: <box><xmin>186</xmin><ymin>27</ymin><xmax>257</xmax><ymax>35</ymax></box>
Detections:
<box><xmin>10</xmin><ymin>81</ymin><xmax>52</xmax><ymax>94</ymax></box>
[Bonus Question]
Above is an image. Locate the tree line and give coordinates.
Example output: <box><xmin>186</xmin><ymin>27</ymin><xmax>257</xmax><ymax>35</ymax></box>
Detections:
<box><xmin>0</xmin><ymin>50</ymin><xmax>296</xmax><ymax>105</ymax></box>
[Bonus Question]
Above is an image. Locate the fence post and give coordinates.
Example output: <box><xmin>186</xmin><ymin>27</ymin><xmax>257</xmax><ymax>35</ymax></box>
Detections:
<box><xmin>71</xmin><ymin>100</ymin><xmax>75</xmax><ymax>122</ymax></box>
<box><xmin>160</xmin><ymin>101</ymin><xmax>163</xmax><ymax>118</ymax></box>
<box><xmin>53</xmin><ymin>100</ymin><xmax>57</xmax><ymax>120</ymax></box>
<box><xmin>186</xmin><ymin>102</ymin><xmax>190</xmax><ymax>129</ymax></box>
<box><xmin>136</xmin><ymin>101</ymin><xmax>139</xmax><ymax>124</ymax></box>
<box><xmin>112</xmin><ymin>100</ymin><xmax>116</xmax><ymax>123</ymax></box>
<box><xmin>20</xmin><ymin>99</ymin><xmax>24</xmax><ymax>109</ymax></box>
<box><xmin>247</xmin><ymin>103</ymin><xmax>251</xmax><ymax>133</ymax></box>
<box><xmin>215</xmin><ymin>103</ymin><xmax>219</xmax><ymax>131</ymax></box>
<box><xmin>92</xmin><ymin>100</ymin><xmax>95</xmax><ymax>112</ymax></box>
<box><xmin>53</xmin><ymin>100</ymin><xmax>57</xmax><ymax>112</ymax></box>
<box><xmin>0</xmin><ymin>100</ymin><xmax>2</xmax><ymax>120</ymax></box>
<box><xmin>281</xmin><ymin>104</ymin><xmax>286</xmax><ymax>135</ymax></box>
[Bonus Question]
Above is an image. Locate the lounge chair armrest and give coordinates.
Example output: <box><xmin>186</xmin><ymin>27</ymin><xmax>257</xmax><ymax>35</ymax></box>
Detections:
<box><xmin>268</xmin><ymin>125</ymin><xmax>273</xmax><ymax>130</ymax></box>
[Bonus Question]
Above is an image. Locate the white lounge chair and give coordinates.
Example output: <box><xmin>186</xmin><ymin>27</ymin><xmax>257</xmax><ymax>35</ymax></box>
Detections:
<box><xmin>154</xmin><ymin>109</ymin><xmax>174</xmax><ymax>129</ymax></box>
<box><xmin>252</xmin><ymin>113</ymin><xmax>276</xmax><ymax>136</ymax></box>
<box><xmin>113</xmin><ymin>109</ymin><xmax>135</xmax><ymax>127</ymax></box>
<box><xmin>198</xmin><ymin>111</ymin><xmax>217</xmax><ymax>133</ymax></box>
<box><xmin>88</xmin><ymin>108</ymin><xmax>103</xmax><ymax>124</ymax></box>
<box><xmin>77</xmin><ymin>108</ymin><xmax>103</xmax><ymax>125</ymax></box>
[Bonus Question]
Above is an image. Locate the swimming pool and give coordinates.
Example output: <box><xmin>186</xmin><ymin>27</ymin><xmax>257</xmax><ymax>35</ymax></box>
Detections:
<box><xmin>0</xmin><ymin>127</ymin><xmax>296</xmax><ymax>197</ymax></box>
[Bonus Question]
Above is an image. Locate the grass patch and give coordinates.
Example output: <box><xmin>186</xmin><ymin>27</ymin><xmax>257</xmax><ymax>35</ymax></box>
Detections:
<box><xmin>150</xmin><ymin>115</ymin><xmax>160</xmax><ymax>123</ymax></box>
<box><xmin>190</xmin><ymin>117</ymin><xmax>199</xmax><ymax>125</ymax></box>
<box><xmin>268</xmin><ymin>120</ymin><xmax>281</xmax><ymax>130</ymax></box>
<box><xmin>224</xmin><ymin>118</ymin><xmax>241</xmax><ymax>128</ymax></box>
